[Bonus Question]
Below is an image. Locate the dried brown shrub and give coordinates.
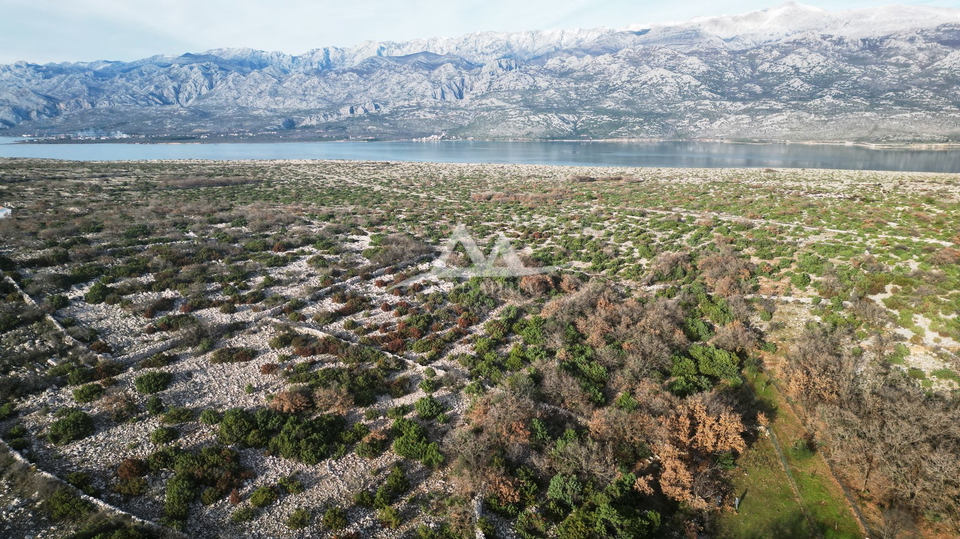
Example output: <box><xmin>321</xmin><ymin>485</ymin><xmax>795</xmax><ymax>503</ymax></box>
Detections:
<box><xmin>487</xmin><ymin>471</ymin><xmax>521</xmax><ymax>505</ymax></box>
<box><xmin>269</xmin><ymin>389</ymin><xmax>313</xmax><ymax>414</ymax></box>
<box><xmin>710</xmin><ymin>320</ymin><xmax>757</xmax><ymax>353</ymax></box>
<box><xmin>313</xmin><ymin>386</ymin><xmax>352</xmax><ymax>415</ymax></box>
<box><xmin>260</xmin><ymin>363</ymin><xmax>279</xmax><ymax>375</ymax></box>
<box><xmin>519</xmin><ymin>274</ymin><xmax>554</xmax><ymax>296</ymax></box>
<box><xmin>102</xmin><ymin>391</ymin><xmax>137</xmax><ymax>422</ymax></box>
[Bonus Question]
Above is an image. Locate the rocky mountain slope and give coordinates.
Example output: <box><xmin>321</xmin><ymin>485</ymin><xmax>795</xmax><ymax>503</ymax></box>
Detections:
<box><xmin>3</xmin><ymin>2</ymin><xmax>960</xmax><ymax>142</ymax></box>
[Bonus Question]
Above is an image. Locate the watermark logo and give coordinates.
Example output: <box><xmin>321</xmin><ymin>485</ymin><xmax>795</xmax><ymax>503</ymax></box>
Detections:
<box><xmin>394</xmin><ymin>224</ymin><xmax>561</xmax><ymax>287</ymax></box>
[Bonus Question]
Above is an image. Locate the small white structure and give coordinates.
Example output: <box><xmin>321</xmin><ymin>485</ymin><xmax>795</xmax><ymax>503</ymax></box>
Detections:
<box><xmin>0</xmin><ymin>207</ymin><xmax>10</xmax><ymax>219</ymax></box>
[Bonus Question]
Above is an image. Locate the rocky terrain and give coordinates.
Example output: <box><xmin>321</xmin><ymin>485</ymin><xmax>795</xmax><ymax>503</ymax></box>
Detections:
<box><xmin>3</xmin><ymin>3</ymin><xmax>960</xmax><ymax>142</ymax></box>
<box><xmin>1</xmin><ymin>159</ymin><xmax>960</xmax><ymax>539</ymax></box>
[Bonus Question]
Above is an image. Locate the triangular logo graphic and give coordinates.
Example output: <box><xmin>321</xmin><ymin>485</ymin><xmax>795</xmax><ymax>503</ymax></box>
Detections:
<box><xmin>393</xmin><ymin>224</ymin><xmax>561</xmax><ymax>288</ymax></box>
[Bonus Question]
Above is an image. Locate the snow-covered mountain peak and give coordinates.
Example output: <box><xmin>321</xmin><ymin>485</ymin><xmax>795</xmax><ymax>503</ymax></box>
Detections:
<box><xmin>4</xmin><ymin>3</ymin><xmax>960</xmax><ymax>142</ymax></box>
<box><xmin>626</xmin><ymin>2</ymin><xmax>960</xmax><ymax>45</ymax></box>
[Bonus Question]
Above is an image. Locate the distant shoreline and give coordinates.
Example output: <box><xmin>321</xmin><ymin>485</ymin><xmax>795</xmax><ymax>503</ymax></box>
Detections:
<box><xmin>9</xmin><ymin>136</ymin><xmax>960</xmax><ymax>151</ymax></box>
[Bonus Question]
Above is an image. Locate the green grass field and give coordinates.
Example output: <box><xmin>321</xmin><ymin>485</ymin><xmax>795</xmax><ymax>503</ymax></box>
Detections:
<box><xmin>718</xmin><ymin>370</ymin><xmax>863</xmax><ymax>539</ymax></box>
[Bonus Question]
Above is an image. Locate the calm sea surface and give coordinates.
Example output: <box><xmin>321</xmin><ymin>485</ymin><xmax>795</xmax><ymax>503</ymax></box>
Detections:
<box><xmin>1</xmin><ymin>138</ymin><xmax>959</xmax><ymax>172</ymax></box>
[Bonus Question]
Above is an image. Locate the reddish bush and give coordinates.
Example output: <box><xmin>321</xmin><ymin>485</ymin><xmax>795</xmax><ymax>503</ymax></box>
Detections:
<box><xmin>260</xmin><ymin>363</ymin><xmax>279</xmax><ymax>375</ymax></box>
<box><xmin>117</xmin><ymin>458</ymin><xmax>148</xmax><ymax>480</ymax></box>
<box><xmin>89</xmin><ymin>340</ymin><xmax>113</xmax><ymax>354</ymax></box>
<box><xmin>457</xmin><ymin>314</ymin><xmax>478</xmax><ymax>328</ymax></box>
<box><xmin>384</xmin><ymin>338</ymin><xmax>406</xmax><ymax>353</ymax></box>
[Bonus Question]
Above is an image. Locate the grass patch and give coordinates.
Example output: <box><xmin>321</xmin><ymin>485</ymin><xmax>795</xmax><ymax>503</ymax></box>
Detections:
<box><xmin>718</xmin><ymin>371</ymin><xmax>861</xmax><ymax>539</ymax></box>
<box><xmin>931</xmin><ymin>368</ymin><xmax>960</xmax><ymax>384</ymax></box>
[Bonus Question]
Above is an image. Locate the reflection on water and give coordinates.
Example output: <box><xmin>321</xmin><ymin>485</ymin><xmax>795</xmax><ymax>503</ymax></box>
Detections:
<box><xmin>0</xmin><ymin>138</ymin><xmax>958</xmax><ymax>173</ymax></box>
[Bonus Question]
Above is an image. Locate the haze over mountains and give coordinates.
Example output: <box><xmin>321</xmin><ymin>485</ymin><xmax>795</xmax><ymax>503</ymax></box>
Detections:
<box><xmin>3</xmin><ymin>2</ymin><xmax>960</xmax><ymax>142</ymax></box>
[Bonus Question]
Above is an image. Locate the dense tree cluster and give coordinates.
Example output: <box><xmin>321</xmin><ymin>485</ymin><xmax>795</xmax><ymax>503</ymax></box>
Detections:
<box><xmin>784</xmin><ymin>325</ymin><xmax>960</xmax><ymax>533</ymax></box>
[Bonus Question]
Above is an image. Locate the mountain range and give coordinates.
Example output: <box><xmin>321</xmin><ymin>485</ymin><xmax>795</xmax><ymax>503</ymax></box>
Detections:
<box><xmin>3</xmin><ymin>2</ymin><xmax>960</xmax><ymax>142</ymax></box>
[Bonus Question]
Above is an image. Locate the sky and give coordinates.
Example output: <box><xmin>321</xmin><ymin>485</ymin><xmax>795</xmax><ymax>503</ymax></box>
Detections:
<box><xmin>1</xmin><ymin>0</ymin><xmax>959</xmax><ymax>64</ymax></box>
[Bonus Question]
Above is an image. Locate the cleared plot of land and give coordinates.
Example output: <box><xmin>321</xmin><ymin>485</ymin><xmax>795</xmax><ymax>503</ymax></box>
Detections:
<box><xmin>0</xmin><ymin>159</ymin><xmax>957</xmax><ymax>539</ymax></box>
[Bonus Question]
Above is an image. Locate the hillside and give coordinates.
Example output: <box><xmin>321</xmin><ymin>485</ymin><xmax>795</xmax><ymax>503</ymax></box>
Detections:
<box><xmin>3</xmin><ymin>2</ymin><xmax>960</xmax><ymax>141</ymax></box>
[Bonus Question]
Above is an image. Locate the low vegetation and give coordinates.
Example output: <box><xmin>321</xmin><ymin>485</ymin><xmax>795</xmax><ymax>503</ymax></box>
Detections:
<box><xmin>0</xmin><ymin>159</ymin><xmax>958</xmax><ymax>538</ymax></box>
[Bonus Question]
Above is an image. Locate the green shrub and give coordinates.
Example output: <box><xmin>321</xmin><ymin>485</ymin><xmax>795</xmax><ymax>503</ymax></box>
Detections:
<box><xmin>162</xmin><ymin>407</ymin><xmax>194</xmax><ymax>424</ymax></box>
<box><xmin>67</xmin><ymin>366</ymin><xmax>95</xmax><ymax>386</ymax></box>
<box><xmin>48</xmin><ymin>409</ymin><xmax>95</xmax><ymax>445</ymax></box>
<box><xmin>218</xmin><ymin>408</ymin><xmax>257</xmax><ymax>445</ymax></box>
<box><xmin>134</xmin><ymin>371</ymin><xmax>172</xmax><ymax>394</ymax></box>
<box><xmin>690</xmin><ymin>344</ymin><xmax>741</xmax><ymax>384</ymax></box>
<box><xmin>48</xmin><ymin>294</ymin><xmax>70</xmax><ymax>310</ymax></box>
<box><xmin>415</xmin><ymin>395</ymin><xmax>444</xmax><ymax>420</ymax></box>
<box><xmin>268</xmin><ymin>413</ymin><xmax>346</xmax><ymax>464</ymax></box>
<box><xmin>354</xmin><ymin>490</ymin><xmax>375</xmax><ymax>508</ymax></box>
<box><xmin>392</xmin><ymin>418</ymin><xmax>443</xmax><ymax>467</ymax></box>
<box><xmin>123</xmin><ymin>224</ymin><xmax>152</xmax><ymax>239</ymax></box>
<box><xmin>888</xmin><ymin>343</ymin><xmax>910</xmax><ymax>364</ymax></box>
<box><xmin>231</xmin><ymin>507</ymin><xmax>257</xmax><ymax>523</ymax></box>
<box><xmin>114</xmin><ymin>477</ymin><xmax>148</xmax><ymax>496</ymax></box>
<box><xmin>249</xmin><ymin>486</ymin><xmax>278</xmax><ymax>508</ymax></box>
<box><xmin>200</xmin><ymin>487</ymin><xmax>221</xmax><ymax>506</ymax></box>
<box><xmin>164</xmin><ymin>474</ymin><xmax>198</xmax><ymax>521</ymax></box>
<box><xmin>84</xmin><ymin>281</ymin><xmax>112</xmax><ymax>304</ymax></box>
<box><xmin>67</xmin><ymin>471</ymin><xmax>97</xmax><ymax>496</ymax></box>
<box><xmin>322</xmin><ymin>506</ymin><xmax>347</xmax><ymax>530</ymax></box>
<box><xmin>151</xmin><ymin>426</ymin><xmax>179</xmax><ymax>445</ymax></box>
<box><xmin>72</xmin><ymin>383</ymin><xmax>105</xmax><ymax>403</ymax></box>
<box><xmin>418</xmin><ymin>378</ymin><xmax>439</xmax><ymax>394</ymax></box>
<box><xmin>278</xmin><ymin>475</ymin><xmax>305</xmax><ymax>494</ymax></box>
<box><xmin>387</xmin><ymin>404</ymin><xmax>410</xmax><ymax>420</ymax></box>
<box><xmin>683</xmin><ymin>317</ymin><xmax>714</xmax><ymax>342</ymax></box>
<box><xmin>384</xmin><ymin>464</ymin><xmax>410</xmax><ymax>496</ymax></box>
<box><xmin>140</xmin><ymin>353</ymin><xmax>175</xmax><ymax>369</ymax></box>
<box><xmin>0</xmin><ymin>402</ymin><xmax>16</xmax><ymax>420</ymax></box>
<box><xmin>378</xmin><ymin>506</ymin><xmax>402</xmax><ymax>528</ymax></box>
<box><xmin>791</xmin><ymin>272</ymin><xmax>811</xmax><ymax>288</ymax></box>
<box><xmin>907</xmin><ymin>367</ymin><xmax>926</xmax><ymax>380</ymax></box>
<box><xmin>615</xmin><ymin>392</ymin><xmax>640</xmax><ymax>412</ymax></box>
<box><xmin>47</xmin><ymin>487</ymin><xmax>92</xmax><ymax>520</ymax></box>
<box><xmin>146</xmin><ymin>396</ymin><xmax>165</xmax><ymax>415</ymax></box>
<box><xmin>547</xmin><ymin>473</ymin><xmax>582</xmax><ymax>506</ymax></box>
<box><xmin>931</xmin><ymin>369</ymin><xmax>960</xmax><ymax>383</ymax></box>
<box><xmin>356</xmin><ymin>436</ymin><xmax>386</xmax><ymax>459</ymax></box>
<box><xmin>287</xmin><ymin>507</ymin><xmax>311</xmax><ymax>530</ymax></box>
<box><xmin>4</xmin><ymin>423</ymin><xmax>28</xmax><ymax>450</ymax></box>
<box><xmin>199</xmin><ymin>409</ymin><xmax>221</xmax><ymax>425</ymax></box>
<box><xmin>211</xmin><ymin>347</ymin><xmax>257</xmax><ymax>364</ymax></box>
